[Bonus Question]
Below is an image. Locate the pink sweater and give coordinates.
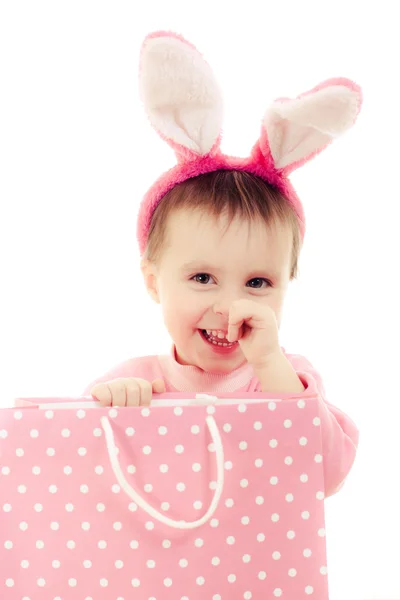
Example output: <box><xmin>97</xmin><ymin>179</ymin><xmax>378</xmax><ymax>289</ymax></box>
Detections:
<box><xmin>83</xmin><ymin>344</ymin><xmax>359</xmax><ymax>498</ymax></box>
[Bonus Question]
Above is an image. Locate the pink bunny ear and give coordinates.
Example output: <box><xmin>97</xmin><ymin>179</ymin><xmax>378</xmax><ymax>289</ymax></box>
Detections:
<box><xmin>139</xmin><ymin>32</ymin><xmax>223</xmax><ymax>160</ymax></box>
<box><xmin>259</xmin><ymin>79</ymin><xmax>362</xmax><ymax>174</ymax></box>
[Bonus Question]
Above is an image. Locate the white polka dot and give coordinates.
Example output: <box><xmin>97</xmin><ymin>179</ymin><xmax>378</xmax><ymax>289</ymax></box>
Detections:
<box><xmin>127</xmin><ymin>465</ymin><xmax>136</xmax><ymax>474</ymax></box>
<box><xmin>194</xmin><ymin>500</ymin><xmax>202</xmax><ymax>509</ymax></box>
<box><xmin>67</xmin><ymin>541</ymin><xmax>75</xmax><ymax>550</ymax></box>
<box><xmin>0</xmin><ymin>430</ymin><xmax>8</xmax><ymax>440</ymax></box>
<box><xmin>320</xmin><ymin>566</ymin><xmax>328</xmax><ymax>575</ymax></box>
<box><xmin>258</xmin><ymin>571</ymin><xmax>267</xmax><ymax>580</ymax></box>
<box><xmin>46</xmin><ymin>448</ymin><xmax>55</xmax><ymax>456</ymax></box>
<box><xmin>315</xmin><ymin>454</ymin><xmax>323</xmax><ymax>463</ymax></box>
<box><xmin>100</xmin><ymin>579</ymin><xmax>108</xmax><ymax>587</ymax></box>
<box><xmin>268</xmin><ymin>401</ymin><xmax>276</xmax><ymax>411</ymax></box>
<box><xmin>158</xmin><ymin>426</ymin><xmax>167</xmax><ymax>436</ymax></box>
<box><xmin>3</xmin><ymin>504</ymin><xmax>12</xmax><ymax>512</ymax></box>
<box><xmin>284</xmin><ymin>456</ymin><xmax>293</xmax><ymax>465</ymax></box>
<box><xmin>318</xmin><ymin>528</ymin><xmax>326</xmax><ymax>537</ymax></box>
<box><xmin>37</xmin><ymin>578</ymin><xmax>46</xmax><ymax>587</ymax></box>
<box><xmin>273</xmin><ymin>589</ymin><xmax>282</xmax><ymax>597</ymax></box>
<box><xmin>65</xmin><ymin>503</ymin><xmax>74</xmax><ymax>512</ymax></box>
<box><xmin>209</xmin><ymin>480</ymin><xmax>217</xmax><ymax>490</ymax></box>
<box><xmin>131</xmin><ymin>578</ymin><xmax>140</xmax><ymax>587</ymax></box>
<box><xmin>240</xmin><ymin>479</ymin><xmax>248</xmax><ymax>488</ymax></box>
<box><xmin>147</xmin><ymin>559</ymin><xmax>156</xmax><ymax>568</ymax></box>
<box><xmin>225</xmin><ymin>498</ymin><xmax>234</xmax><ymax>507</ymax></box>
<box><xmin>212</xmin><ymin>556</ymin><xmax>220</xmax><ymax>566</ymax></box>
<box><xmin>228</xmin><ymin>574</ymin><xmax>236</xmax><ymax>582</ymax></box>
<box><xmin>77</xmin><ymin>409</ymin><xmax>86</xmax><ymax>419</ymax></box>
<box><xmin>30</xmin><ymin>429</ymin><xmax>39</xmax><ymax>438</ymax></box>
<box><xmin>288</xmin><ymin>568</ymin><xmax>297</xmax><ymax>577</ymax></box>
<box><xmin>302</xmin><ymin>511</ymin><xmax>310</xmax><ymax>520</ymax></box>
<box><xmin>192</xmin><ymin>462</ymin><xmax>202</xmax><ymax>472</ymax></box>
<box><xmin>255</xmin><ymin>458</ymin><xmax>263</xmax><ymax>467</ymax></box>
<box><xmin>130</xmin><ymin>540</ymin><xmax>139</xmax><ymax>549</ymax></box>
<box><xmin>115</xmin><ymin>560</ymin><xmax>124</xmax><ymax>569</ymax></box>
<box><xmin>305</xmin><ymin>585</ymin><xmax>314</xmax><ymax>594</ymax></box>
<box><xmin>141</xmin><ymin>407</ymin><xmax>150</xmax><ymax>417</ymax></box>
<box><xmin>239</xmin><ymin>441</ymin><xmax>248</xmax><ymax>450</ymax></box>
<box><xmin>159</xmin><ymin>463</ymin><xmax>169</xmax><ymax>474</ymax></box>
<box><xmin>143</xmin><ymin>445</ymin><xmax>152</xmax><ymax>455</ymax></box>
<box><xmin>34</xmin><ymin>503</ymin><xmax>43</xmax><ymax>512</ymax></box>
<box><xmin>112</xmin><ymin>484</ymin><xmax>120</xmax><ymax>493</ymax></box>
<box><xmin>21</xmin><ymin>560</ymin><xmax>29</xmax><ymax>568</ymax></box>
<box><xmin>191</xmin><ymin>425</ymin><xmax>200</xmax><ymax>434</ymax></box>
<box><xmin>313</xmin><ymin>417</ymin><xmax>321</xmax><ymax>426</ymax></box>
<box><xmin>316</xmin><ymin>491</ymin><xmax>324</xmax><ymax>500</ymax></box>
<box><xmin>1</xmin><ymin>466</ymin><xmax>10</xmax><ymax>475</ymax></box>
<box><xmin>283</xmin><ymin>419</ymin><xmax>292</xmax><ymax>428</ymax></box>
<box><xmin>270</xmin><ymin>476</ymin><xmax>278</xmax><ymax>485</ymax></box>
<box><xmin>16</xmin><ymin>448</ymin><xmax>24</xmax><ymax>457</ymax></box>
<box><xmin>162</xmin><ymin>539</ymin><xmax>171</xmax><ymax>548</ymax></box>
<box><xmin>49</xmin><ymin>484</ymin><xmax>57</xmax><ymax>493</ymax></box>
<box><xmin>93</xmin><ymin>428</ymin><xmax>102</xmax><ymax>437</ymax></box>
<box><xmin>257</xmin><ymin>533</ymin><xmax>265</xmax><ymax>542</ymax></box>
<box><xmin>238</xmin><ymin>403</ymin><xmax>247</xmax><ymax>413</ymax></box>
<box><xmin>303</xmin><ymin>548</ymin><xmax>312</xmax><ymax>557</ymax></box>
<box><xmin>244</xmin><ymin>592</ymin><xmax>252</xmax><ymax>599</ymax></box>
<box><xmin>97</xmin><ymin>503</ymin><xmax>105</xmax><ymax>512</ymax></box>
<box><xmin>210</xmin><ymin>518</ymin><xmax>219</xmax><ymax>527</ymax></box>
<box><xmin>176</xmin><ymin>482</ymin><xmax>186</xmax><ymax>492</ymax></box>
<box><xmin>227</xmin><ymin>536</ymin><xmax>235</xmax><ymax>545</ymax></box>
<box><xmin>269</xmin><ymin>438</ymin><xmax>278</xmax><ymax>448</ymax></box>
<box><xmin>164</xmin><ymin>577</ymin><xmax>173</xmax><ymax>587</ymax></box>
<box><xmin>300</xmin><ymin>473</ymin><xmax>308</xmax><ymax>482</ymax></box>
<box><xmin>213</xmin><ymin>596</ymin><xmax>221</xmax><ymax>600</ymax></box>
<box><xmin>286</xmin><ymin>493</ymin><xmax>294</xmax><ymax>502</ymax></box>
<box><xmin>208</xmin><ymin>443</ymin><xmax>215</xmax><ymax>452</ymax></box>
<box><xmin>194</xmin><ymin>538</ymin><xmax>204</xmax><ymax>547</ymax></box>
<box><xmin>297</xmin><ymin>399</ymin><xmax>305</xmax><ymax>408</ymax></box>
<box><xmin>80</xmin><ymin>484</ymin><xmax>89</xmax><ymax>494</ymax></box>
<box><xmin>161</xmin><ymin>502</ymin><xmax>169</xmax><ymax>511</ymax></box>
<box><xmin>145</xmin><ymin>522</ymin><xmax>154</xmax><ymax>531</ymax></box>
<box><xmin>272</xmin><ymin>551</ymin><xmax>281</xmax><ymax>560</ymax></box>
<box><xmin>299</xmin><ymin>436</ymin><xmax>308</xmax><ymax>446</ymax></box>
<box><xmin>78</xmin><ymin>447</ymin><xmax>87</xmax><ymax>457</ymax></box>
<box><xmin>45</xmin><ymin>410</ymin><xmax>54</xmax><ymax>419</ymax></box>
<box><xmin>224</xmin><ymin>461</ymin><xmax>233</xmax><ymax>470</ymax></box>
<box><xmin>20</xmin><ymin>521</ymin><xmax>28</xmax><ymax>531</ymax></box>
<box><xmin>271</xmin><ymin>513</ymin><xmax>280</xmax><ymax>522</ymax></box>
<box><xmin>256</xmin><ymin>496</ymin><xmax>264</xmax><ymax>505</ymax></box>
<box><xmin>82</xmin><ymin>522</ymin><xmax>90</xmax><ymax>531</ymax></box>
<box><xmin>109</xmin><ymin>408</ymin><xmax>118</xmax><ymax>418</ymax></box>
<box><xmin>174</xmin><ymin>407</ymin><xmax>183</xmax><ymax>416</ymax></box>
<box><xmin>223</xmin><ymin>423</ymin><xmax>232</xmax><ymax>432</ymax></box>
<box><xmin>179</xmin><ymin>558</ymin><xmax>188</xmax><ymax>568</ymax></box>
<box><xmin>14</xmin><ymin>411</ymin><xmax>23</xmax><ymax>420</ymax></box>
<box><xmin>242</xmin><ymin>554</ymin><xmax>251</xmax><ymax>563</ymax></box>
<box><xmin>241</xmin><ymin>516</ymin><xmax>250</xmax><ymax>525</ymax></box>
<box><xmin>4</xmin><ymin>541</ymin><xmax>13</xmax><ymax>549</ymax></box>
<box><xmin>64</xmin><ymin>466</ymin><xmax>72</xmax><ymax>475</ymax></box>
<box><xmin>196</xmin><ymin>576</ymin><xmax>205</xmax><ymax>586</ymax></box>
<box><xmin>125</xmin><ymin>427</ymin><xmax>135</xmax><ymax>437</ymax></box>
<box><xmin>84</xmin><ymin>560</ymin><xmax>92</xmax><ymax>568</ymax></box>
<box><xmin>52</xmin><ymin>560</ymin><xmax>61</xmax><ymax>568</ymax></box>
<box><xmin>207</xmin><ymin>405</ymin><xmax>216</xmax><ymax>414</ymax></box>
<box><xmin>113</xmin><ymin>522</ymin><xmax>122</xmax><ymax>531</ymax></box>
<box><xmin>94</xmin><ymin>465</ymin><xmax>104</xmax><ymax>475</ymax></box>
<box><xmin>254</xmin><ymin>421</ymin><xmax>262</xmax><ymax>431</ymax></box>
<box><xmin>287</xmin><ymin>530</ymin><xmax>296</xmax><ymax>539</ymax></box>
<box><xmin>144</xmin><ymin>484</ymin><xmax>153</xmax><ymax>493</ymax></box>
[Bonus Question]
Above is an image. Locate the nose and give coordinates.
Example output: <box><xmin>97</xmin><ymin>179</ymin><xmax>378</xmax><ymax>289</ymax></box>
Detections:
<box><xmin>213</xmin><ymin>292</ymin><xmax>240</xmax><ymax>320</ymax></box>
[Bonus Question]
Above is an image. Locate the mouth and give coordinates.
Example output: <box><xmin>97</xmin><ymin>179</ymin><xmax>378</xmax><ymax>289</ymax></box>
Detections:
<box><xmin>198</xmin><ymin>329</ymin><xmax>239</xmax><ymax>354</ymax></box>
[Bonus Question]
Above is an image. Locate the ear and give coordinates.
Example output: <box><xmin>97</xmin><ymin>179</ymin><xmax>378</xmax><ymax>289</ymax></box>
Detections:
<box><xmin>260</xmin><ymin>79</ymin><xmax>362</xmax><ymax>173</ymax></box>
<box><xmin>139</xmin><ymin>32</ymin><xmax>223</xmax><ymax>158</ymax></box>
<box><xmin>140</xmin><ymin>258</ymin><xmax>161</xmax><ymax>304</ymax></box>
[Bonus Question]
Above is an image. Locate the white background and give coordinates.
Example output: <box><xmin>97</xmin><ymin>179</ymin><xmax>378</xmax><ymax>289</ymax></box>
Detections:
<box><xmin>1</xmin><ymin>1</ymin><xmax>399</xmax><ymax>598</ymax></box>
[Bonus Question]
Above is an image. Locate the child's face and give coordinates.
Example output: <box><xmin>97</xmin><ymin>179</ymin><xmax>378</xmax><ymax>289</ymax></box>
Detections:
<box><xmin>142</xmin><ymin>209</ymin><xmax>293</xmax><ymax>374</ymax></box>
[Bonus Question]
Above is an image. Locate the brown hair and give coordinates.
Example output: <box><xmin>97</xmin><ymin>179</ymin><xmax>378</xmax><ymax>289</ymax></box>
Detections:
<box><xmin>143</xmin><ymin>170</ymin><xmax>302</xmax><ymax>279</ymax></box>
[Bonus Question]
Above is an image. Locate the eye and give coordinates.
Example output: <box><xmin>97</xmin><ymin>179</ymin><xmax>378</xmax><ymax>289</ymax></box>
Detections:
<box><xmin>192</xmin><ymin>273</ymin><xmax>213</xmax><ymax>284</ymax></box>
<box><xmin>247</xmin><ymin>278</ymin><xmax>272</xmax><ymax>289</ymax></box>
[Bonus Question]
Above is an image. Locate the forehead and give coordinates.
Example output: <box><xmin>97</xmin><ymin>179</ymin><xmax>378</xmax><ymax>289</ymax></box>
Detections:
<box><xmin>163</xmin><ymin>209</ymin><xmax>293</xmax><ymax>272</ymax></box>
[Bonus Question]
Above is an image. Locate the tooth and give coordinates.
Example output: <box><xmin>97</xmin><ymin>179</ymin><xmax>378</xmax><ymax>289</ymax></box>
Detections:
<box><xmin>217</xmin><ymin>332</ymin><xmax>225</xmax><ymax>339</ymax></box>
<box><xmin>212</xmin><ymin>330</ymin><xmax>218</xmax><ymax>337</ymax></box>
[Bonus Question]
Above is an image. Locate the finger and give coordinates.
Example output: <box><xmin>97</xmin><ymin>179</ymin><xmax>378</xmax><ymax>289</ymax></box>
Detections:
<box><xmin>109</xmin><ymin>380</ymin><xmax>128</xmax><ymax>407</ymax></box>
<box><xmin>137</xmin><ymin>380</ymin><xmax>152</xmax><ymax>406</ymax></box>
<box><xmin>90</xmin><ymin>383</ymin><xmax>112</xmax><ymax>407</ymax></box>
<box><xmin>227</xmin><ymin>323</ymin><xmax>241</xmax><ymax>343</ymax></box>
<box><xmin>125</xmin><ymin>380</ymin><xmax>141</xmax><ymax>407</ymax></box>
<box><xmin>152</xmin><ymin>379</ymin><xmax>166</xmax><ymax>394</ymax></box>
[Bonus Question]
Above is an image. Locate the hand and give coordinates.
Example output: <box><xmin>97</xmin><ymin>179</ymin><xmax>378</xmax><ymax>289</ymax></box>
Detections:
<box><xmin>227</xmin><ymin>299</ymin><xmax>281</xmax><ymax>368</ymax></box>
<box><xmin>90</xmin><ymin>378</ymin><xmax>166</xmax><ymax>407</ymax></box>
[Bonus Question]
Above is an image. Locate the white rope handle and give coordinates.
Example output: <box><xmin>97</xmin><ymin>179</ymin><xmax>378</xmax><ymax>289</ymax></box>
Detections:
<box><xmin>100</xmin><ymin>415</ymin><xmax>225</xmax><ymax>530</ymax></box>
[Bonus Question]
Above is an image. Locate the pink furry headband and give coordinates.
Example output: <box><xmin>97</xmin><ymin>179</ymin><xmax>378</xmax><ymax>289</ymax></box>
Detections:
<box><xmin>136</xmin><ymin>31</ymin><xmax>362</xmax><ymax>256</ymax></box>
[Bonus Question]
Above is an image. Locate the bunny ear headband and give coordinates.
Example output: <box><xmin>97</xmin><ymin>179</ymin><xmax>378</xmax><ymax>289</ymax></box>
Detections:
<box><xmin>137</xmin><ymin>31</ymin><xmax>362</xmax><ymax>255</ymax></box>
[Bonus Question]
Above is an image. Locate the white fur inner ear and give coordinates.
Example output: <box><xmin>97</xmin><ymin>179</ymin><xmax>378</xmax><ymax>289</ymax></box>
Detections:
<box><xmin>140</xmin><ymin>36</ymin><xmax>223</xmax><ymax>155</ymax></box>
<box><xmin>264</xmin><ymin>85</ymin><xmax>360</xmax><ymax>169</ymax></box>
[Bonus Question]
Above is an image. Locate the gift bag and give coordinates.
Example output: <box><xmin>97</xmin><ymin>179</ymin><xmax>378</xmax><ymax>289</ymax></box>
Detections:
<box><xmin>0</xmin><ymin>392</ymin><xmax>329</xmax><ymax>599</ymax></box>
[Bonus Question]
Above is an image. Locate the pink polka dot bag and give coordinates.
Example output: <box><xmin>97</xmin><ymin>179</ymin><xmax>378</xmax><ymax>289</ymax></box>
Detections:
<box><xmin>0</xmin><ymin>392</ymin><xmax>328</xmax><ymax>599</ymax></box>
